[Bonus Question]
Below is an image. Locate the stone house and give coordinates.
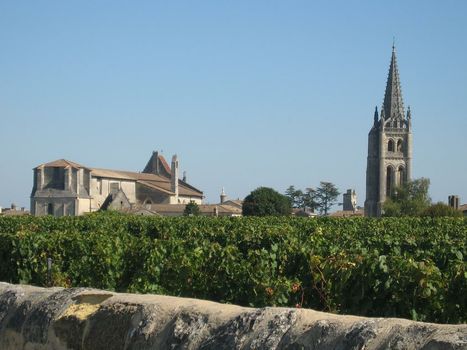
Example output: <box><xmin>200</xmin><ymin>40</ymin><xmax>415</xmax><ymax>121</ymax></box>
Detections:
<box><xmin>30</xmin><ymin>152</ymin><xmax>203</xmax><ymax>216</ymax></box>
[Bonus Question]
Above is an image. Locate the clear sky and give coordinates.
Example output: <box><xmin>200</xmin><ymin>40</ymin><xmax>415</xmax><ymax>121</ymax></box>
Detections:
<box><xmin>1</xmin><ymin>1</ymin><xmax>466</xmax><ymax>209</ymax></box>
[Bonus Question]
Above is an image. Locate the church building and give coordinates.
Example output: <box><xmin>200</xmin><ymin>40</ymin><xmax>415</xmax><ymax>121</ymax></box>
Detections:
<box><xmin>30</xmin><ymin>152</ymin><xmax>203</xmax><ymax>216</ymax></box>
<box><xmin>364</xmin><ymin>46</ymin><xmax>413</xmax><ymax>217</ymax></box>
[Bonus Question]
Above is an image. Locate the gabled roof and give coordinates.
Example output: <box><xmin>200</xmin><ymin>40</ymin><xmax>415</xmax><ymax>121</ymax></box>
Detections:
<box><xmin>91</xmin><ymin>168</ymin><xmax>203</xmax><ymax>197</ymax></box>
<box><xmin>142</xmin><ymin>151</ymin><xmax>171</xmax><ymax>177</ymax></box>
<box><xmin>382</xmin><ymin>45</ymin><xmax>405</xmax><ymax>120</ymax></box>
<box><xmin>36</xmin><ymin>159</ymin><xmax>87</xmax><ymax>169</ymax></box>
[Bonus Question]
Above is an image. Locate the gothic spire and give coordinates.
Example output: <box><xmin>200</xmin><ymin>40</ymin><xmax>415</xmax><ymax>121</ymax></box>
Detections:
<box><xmin>382</xmin><ymin>45</ymin><xmax>405</xmax><ymax>120</ymax></box>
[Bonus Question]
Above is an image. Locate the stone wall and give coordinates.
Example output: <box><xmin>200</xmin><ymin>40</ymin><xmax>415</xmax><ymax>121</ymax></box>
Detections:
<box><xmin>0</xmin><ymin>282</ymin><xmax>465</xmax><ymax>349</ymax></box>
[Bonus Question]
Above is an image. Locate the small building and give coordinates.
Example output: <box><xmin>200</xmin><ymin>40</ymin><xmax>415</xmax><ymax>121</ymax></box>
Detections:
<box><xmin>343</xmin><ymin>189</ymin><xmax>357</xmax><ymax>212</ymax></box>
<box><xmin>30</xmin><ymin>152</ymin><xmax>203</xmax><ymax>216</ymax></box>
<box><xmin>0</xmin><ymin>203</ymin><xmax>30</xmax><ymax>216</ymax></box>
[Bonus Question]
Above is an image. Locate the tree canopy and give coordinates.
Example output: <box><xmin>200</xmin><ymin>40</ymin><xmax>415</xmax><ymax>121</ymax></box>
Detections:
<box><xmin>285</xmin><ymin>182</ymin><xmax>339</xmax><ymax>215</ymax></box>
<box><xmin>315</xmin><ymin>182</ymin><xmax>340</xmax><ymax>215</ymax></box>
<box><xmin>383</xmin><ymin>178</ymin><xmax>431</xmax><ymax>217</ymax></box>
<box><xmin>243</xmin><ymin>187</ymin><xmax>291</xmax><ymax>216</ymax></box>
<box><xmin>184</xmin><ymin>201</ymin><xmax>200</xmax><ymax>216</ymax></box>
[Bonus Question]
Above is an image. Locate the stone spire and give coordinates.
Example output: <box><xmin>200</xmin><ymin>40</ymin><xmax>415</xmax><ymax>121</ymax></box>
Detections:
<box><xmin>382</xmin><ymin>45</ymin><xmax>405</xmax><ymax>120</ymax></box>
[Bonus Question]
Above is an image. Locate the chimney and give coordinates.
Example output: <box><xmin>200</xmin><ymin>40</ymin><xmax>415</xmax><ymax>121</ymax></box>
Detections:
<box><xmin>220</xmin><ymin>187</ymin><xmax>227</xmax><ymax>204</ymax></box>
<box><xmin>182</xmin><ymin>171</ymin><xmax>187</xmax><ymax>182</ymax></box>
<box><xmin>171</xmin><ymin>155</ymin><xmax>179</xmax><ymax>200</ymax></box>
<box><xmin>448</xmin><ymin>195</ymin><xmax>459</xmax><ymax>210</ymax></box>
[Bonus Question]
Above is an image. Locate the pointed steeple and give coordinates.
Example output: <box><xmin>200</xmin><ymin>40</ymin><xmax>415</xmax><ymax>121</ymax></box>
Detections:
<box><xmin>382</xmin><ymin>45</ymin><xmax>405</xmax><ymax>120</ymax></box>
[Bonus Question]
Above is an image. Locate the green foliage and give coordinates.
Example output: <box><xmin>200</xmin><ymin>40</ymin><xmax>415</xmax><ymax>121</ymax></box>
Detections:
<box><xmin>285</xmin><ymin>186</ymin><xmax>304</xmax><ymax>208</ymax></box>
<box><xmin>184</xmin><ymin>201</ymin><xmax>200</xmax><ymax>216</ymax></box>
<box><xmin>243</xmin><ymin>187</ymin><xmax>291</xmax><ymax>216</ymax></box>
<box><xmin>315</xmin><ymin>182</ymin><xmax>340</xmax><ymax>215</ymax></box>
<box><xmin>383</xmin><ymin>178</ymin><xmax>431</xmax><ymax>217</ymax></box>
<box><xmin>0</xmin><ymin>213</ymin><xmax>466</xmax><ymax>323</ymax></box>
<box><xmin>421</xmin><ymin>202</ymin><xmax>463</xmax><ymax>218</ymax></box>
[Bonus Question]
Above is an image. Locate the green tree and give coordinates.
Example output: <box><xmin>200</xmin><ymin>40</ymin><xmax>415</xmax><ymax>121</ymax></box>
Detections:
<box><xmin>243</xmin><ymin>187</ymin><xmax>291</xmax><ymax>216</ymax></box>
<box><xmin>315</xmin><ymin>182</ymin><xmax>340</xmax><ymax>215</ymax></box>
<box><xmin>383</xmin><ymin>178</ymin><xmax>431</xmax><ymax>217</ymax></box>
<box><xmin>302</xmin><ymin>187</ymin><xmax>318</xmax><ymax>212</ymax></box>
<box><xmin>421</xmin><ymin>202</ymin><xmax>462</xmax><ymax>217</ymax></box>
<box><xmin>285</xmin><ymin>185</ymin><xmax>304</xmax><ymax>208</ymax></box>
<box><xmin>184</xmin><ymin>201</ymin><xmax>200</xmax><ymax>216</ymax></box>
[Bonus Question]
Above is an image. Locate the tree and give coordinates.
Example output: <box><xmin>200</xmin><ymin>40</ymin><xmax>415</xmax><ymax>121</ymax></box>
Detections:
<box><xmin>285</xmin><ymin>185</ymin><xmax>304</xmax><ymax>208</ymax></box>
<box><xmin>421</xmin><ymin>202</ymin><xmax>462</xmax><ymax>217</ymax></box>
<box><xmin>315</xmin><ymin>182</ymin><xmax>340</xmax><ymax>215</ymax></box>
<box><xmin>302</xmin><ymin>187</ymin><xmax>318</xmax><ymax>212</ymax></box>
<box><xmin>243</xmin><ymin>187</ymin><xmax>291</xmax><ymax>216</ymax></box>
<box><xmin>383</xmin><ymin>178</ymin><xmax>431</xmax><ymax>217</ymax></box>
<box><xmin>184</xmin><ymin>201</ymin><xmax>200</xmax><ymax>216</ymax></box>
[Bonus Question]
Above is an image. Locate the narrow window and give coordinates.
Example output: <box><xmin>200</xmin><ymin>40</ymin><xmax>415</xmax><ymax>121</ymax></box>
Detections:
<box><xmin>47</xmin><ymin>203</ymin><xmax>54</xmax><ymax>216</ymax></box>
<box><xmin>397</xmin><ymin>139</ymin><xmax>403</xmax><ymax>153</ymax></box>
<box><xmin>388</xmin><ymin>140</ymin><xmax>395</xmax><ymax>152</ymax></box>
<box><xmin>386</xmin><ymin>166</ymin><xmax>394</xmax><ymax>197</ymax></box>
<box><xmin>398</xmin><ymin>166</ymin><xmax>405</xmax><ymax>186</ymax></box>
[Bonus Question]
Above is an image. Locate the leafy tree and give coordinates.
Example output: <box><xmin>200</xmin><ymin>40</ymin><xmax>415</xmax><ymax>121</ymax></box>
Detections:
<box><xmin>302</xmin><ymin>187</ymin><xmax>318</xmax><ymax>212</ymax></box>
<box><xmin>243</xmin><ymin>187</ymin><xmax>291</xmax><ymax>216</ymax></box>
<box><xmin>421</xmin><ymin>202</ymin><xmax>462</xmax><ymax>217</ymax></box>
<box><xmin>383</xmin><ymin>178</ymin><xmax>431</xmax><ymax>217</ymax></box>
<box><xmin>315</xmin><ymin>182</ymin><xmax>340</xmax><ymax>215</ymax></box>
<box><xmin>285</xmin><ymin>186</ymin><xmax>304</xmax><ymax>208</ymax></box>
<box><xmin>184</xmin><ymin>201</ymin><xmax>200</xmax><ymax>216</ymax></box>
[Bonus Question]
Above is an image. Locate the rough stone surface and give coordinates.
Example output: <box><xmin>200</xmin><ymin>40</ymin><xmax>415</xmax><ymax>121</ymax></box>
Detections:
<box><xmin>0</xmin><ymin>282</ymin><xmax>465</xmax><ymax>350</ymax></box>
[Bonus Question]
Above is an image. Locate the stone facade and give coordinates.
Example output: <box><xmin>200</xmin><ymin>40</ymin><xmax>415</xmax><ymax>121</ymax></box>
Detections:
<box><xmin>365</xmin><ymin>46</ymin><xmax>413</xmax><ymax>217</ymax></box>
<box><xmin>30</xmin><ymin>153</ymin><xmax>203</xmax><ymax>217</ymax></box>
<box><xmin>343</xmin><ymin>189</ymin><xmax>357</xmax><ymax>212</ymax></box>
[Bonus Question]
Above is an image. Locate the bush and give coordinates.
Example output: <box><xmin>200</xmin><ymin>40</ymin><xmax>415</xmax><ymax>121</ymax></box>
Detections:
<box><xmin>421</xmin><ymin>202</ymin><xmax>463</xmax><ymax>217</ymax></box>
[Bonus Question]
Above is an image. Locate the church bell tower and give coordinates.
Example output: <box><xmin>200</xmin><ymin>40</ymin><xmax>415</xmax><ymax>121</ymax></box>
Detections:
<box><xmin>364</xmin><ymin>45</ymin><xmax>413</xmax><ymax>217</ymax></box>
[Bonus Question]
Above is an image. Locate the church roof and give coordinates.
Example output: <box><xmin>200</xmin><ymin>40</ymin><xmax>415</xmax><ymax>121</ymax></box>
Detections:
<box><xmin>382</xmin><ymin>45</ymin><xmax>405</xmax><ymax>120</ymax></box>
<box><xmin>36</xmin><ymin>159</ymin><xmax>88</xmax><ymax>169</ymax></box>
<box><xmin>35</xmin><ymin>157</ymin><xmax>203</xmax><ymax>198</ymax></box>
<box><xmin>91</xmin><ymin>168</ymin><xmax>203</xmax><ymax>198</ymax></box>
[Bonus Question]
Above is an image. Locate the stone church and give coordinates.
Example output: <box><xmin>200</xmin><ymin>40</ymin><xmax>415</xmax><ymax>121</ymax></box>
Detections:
<box><xmin>364</xmin><ymin>46</ymin><xmax>413</xmax><ymax>217</ymax></box>
<box><xmin>30</xmin><ymin>152</ymin><xmax>203</xmax><ymax>216</ymax></box>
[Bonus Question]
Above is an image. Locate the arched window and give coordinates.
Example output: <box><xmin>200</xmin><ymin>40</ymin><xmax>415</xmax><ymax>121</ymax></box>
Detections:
<box><xmin>388</xmin><ymin>139</ymin><xmax>395</xmax><ymax>152</ymax></box>
<box><xmin>386</xmin><ymin>166</ymin><xmax>394</xmax><ymax>197</ymax></box>
<box><xmin>397</xmin><ymin>166</ymin><xmax>405</xmax><ymax>186</ymax></box>
<box><xmin>397</xmin><ymin>139</ymin><xmax>403</xmax><ymax>153</ymax></box>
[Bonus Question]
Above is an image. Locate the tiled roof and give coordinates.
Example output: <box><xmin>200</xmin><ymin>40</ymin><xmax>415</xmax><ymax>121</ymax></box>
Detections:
<box><xmin>148</xmin><ymin>204</ymin><xmax>241</xmax><ymax>215</ymax></box>
<box><xmin>35</xmin><ymin>158</ymin><xmax>204</xmax><ymax>198</ymax></box>
<box><xmin>92</xmin><ymin>168</ymin><xmax>203</xmax><ymax>197</ymax></box>
<box><xmin>458</xmin><ymin>204</ymin><xmax>467</xmax><ymax>212</ymax></box>
<box><xmin>329</xmin><ymin>209</ymin><xmax>364</xmax><ymax>217</ymax></box>
<box><xmin>36</xmin><ymin>159</ymin><xmax>87</xmax><ymax>169</ymax></box>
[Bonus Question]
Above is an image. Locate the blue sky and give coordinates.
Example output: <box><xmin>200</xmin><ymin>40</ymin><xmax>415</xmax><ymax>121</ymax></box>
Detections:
<box><xmin>1</xmin><ymin>1</ymin><xmax>466</xmax><ymax>209</ymax></box>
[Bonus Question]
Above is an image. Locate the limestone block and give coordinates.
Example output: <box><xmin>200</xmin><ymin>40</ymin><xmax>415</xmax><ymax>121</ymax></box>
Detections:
<box><xmin>0</xmin><ymin>283</ymin><xmax>465</xmax><ymax>350</ymax></box>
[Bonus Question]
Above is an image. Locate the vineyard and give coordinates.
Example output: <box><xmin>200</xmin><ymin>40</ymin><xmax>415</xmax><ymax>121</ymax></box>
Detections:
<box><xmin>0</xmin><ymin>213</ymin><xmax>465</xmax><ymax>323</ymax></box>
